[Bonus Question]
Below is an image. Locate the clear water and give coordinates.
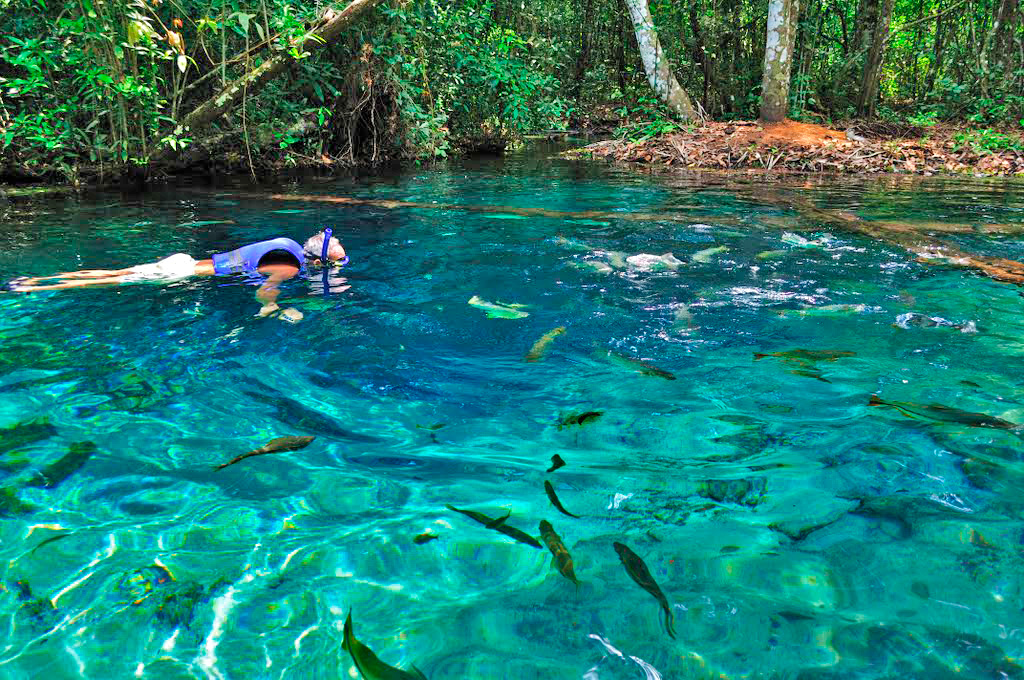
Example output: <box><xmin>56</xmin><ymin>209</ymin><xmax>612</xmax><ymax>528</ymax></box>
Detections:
<box><xmin>2</xmin><ymin>148</ymin><xmax>1024</xmax><ymax>679</ymax></box>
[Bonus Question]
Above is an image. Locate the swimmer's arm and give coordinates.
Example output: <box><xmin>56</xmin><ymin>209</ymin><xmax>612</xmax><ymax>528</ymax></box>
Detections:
<box><xmin>254</xmin><ymin>264</ymin><xmax>302</xmax><ymax>320</ymax></box>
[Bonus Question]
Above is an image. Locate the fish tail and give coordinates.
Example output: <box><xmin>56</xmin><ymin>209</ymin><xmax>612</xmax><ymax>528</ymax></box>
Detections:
<box><xmin>665</xmin><ymin>607</ymin><xmax>677</xmax><ymax>639</ymax></box>
<box><xmin>753</xmin><ymin>353</ymin><xmax>767</xmax><ymax>361</ymax></box>
<box><xmin>868</xmin><ymin>395</ymin><xmax>884</xmax><ymax>407</ymax></box>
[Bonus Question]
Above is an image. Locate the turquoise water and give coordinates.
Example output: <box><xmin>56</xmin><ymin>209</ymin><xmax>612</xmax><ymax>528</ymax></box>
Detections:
<box><xmin>2</xmin><ymin>150</ymin><xmax>1024</xmax><ymax>678</ymax></box>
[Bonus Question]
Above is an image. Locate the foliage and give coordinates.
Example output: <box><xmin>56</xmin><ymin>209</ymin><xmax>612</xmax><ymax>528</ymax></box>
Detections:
<box><xmin>953</xmin><ymin>129</ymin><xmax>1024</xmax><ymax>154</ymax></box>
<box><xmin>3</xmin><ymin>0</ymin><xmax>1024</xmax><ymax>182</ymax></box>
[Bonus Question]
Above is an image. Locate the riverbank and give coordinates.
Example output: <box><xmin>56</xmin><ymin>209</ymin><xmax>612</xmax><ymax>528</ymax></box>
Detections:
<box><xmin>565</xmin><ymin>120</ymin><xmax>1024</xmax><ymax>177</ymax></box>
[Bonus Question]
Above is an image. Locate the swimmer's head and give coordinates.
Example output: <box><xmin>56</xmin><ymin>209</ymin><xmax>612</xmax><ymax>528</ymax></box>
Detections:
<box><xmin>303</xmin><ymin>230</ymin><xmax>347</xmax><ymax>265</ymax></box>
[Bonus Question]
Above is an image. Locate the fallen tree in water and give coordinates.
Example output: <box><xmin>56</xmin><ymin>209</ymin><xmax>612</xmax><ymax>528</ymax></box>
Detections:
<box><xmin>739</xmin><ymin>187</ymin><xmax>1024</xmax><ymax>285</ymax></box>
<box><xmin>204</xmin><ymin>187</ymin><xmax>1024</xmax><ymax>286</ymax></box>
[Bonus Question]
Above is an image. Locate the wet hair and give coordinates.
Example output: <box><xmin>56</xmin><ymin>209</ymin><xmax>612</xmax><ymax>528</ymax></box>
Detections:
<box><xmin>302</xmin><ymin>230</ymin><xmax>341</xmax><ymax>259</ymax></box>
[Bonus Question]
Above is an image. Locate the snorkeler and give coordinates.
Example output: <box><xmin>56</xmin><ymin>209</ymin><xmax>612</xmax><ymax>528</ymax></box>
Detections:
<box><xmin>4</xmin><ymin>230</ymin><xmax>347</xmax><ymax>323</ymax></box>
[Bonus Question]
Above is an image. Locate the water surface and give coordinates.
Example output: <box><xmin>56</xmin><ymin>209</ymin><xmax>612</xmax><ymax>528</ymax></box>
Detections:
<box><xmin>2</xmin><ymin>150</ymin><xmax>1024</xmax><ymax>679</ymax></box>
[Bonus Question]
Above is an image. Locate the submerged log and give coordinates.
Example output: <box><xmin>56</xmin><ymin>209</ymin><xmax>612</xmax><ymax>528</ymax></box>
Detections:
<box><xmin>744</xmin><ymin>188</ymin><xmax>1024</xmax><ymax>285</ymax></box>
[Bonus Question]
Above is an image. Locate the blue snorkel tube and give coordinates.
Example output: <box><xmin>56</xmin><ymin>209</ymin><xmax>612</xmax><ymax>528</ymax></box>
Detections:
<box><xmin>319</xmin><ymin>227</ymin><xmax>349</xmax><ymax>297</ymax></box>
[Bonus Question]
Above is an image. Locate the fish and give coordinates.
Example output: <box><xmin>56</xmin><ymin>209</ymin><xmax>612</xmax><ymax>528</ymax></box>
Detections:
<box><xmin>445</xmin><ymin>504</ymin><xmax>542</xmax><ymax>549</ymax></box>
<box><xmin>868</xmin><ymin>395</ymin><xmax>1016</xmax><ymax>430</ymax></box>
<box><xmin>557</xmin><ymin>411</ymin><xmax>603</xmax><ymax>430</ymax></box>
<box><xmin>612</xmin><ymin>542</ymin><xmax>676</xmax><ymax>639</ymax></box>
<box><xmin>214</xmin><ymin>436</ymin><xmax>315</xmax><ymax>471</ymax></box>
<box><xmin>467</xmin><ymin>295</ymin><xmax>529</xmax><ymax>319</ymax></box>
<box><xmin>755</xmin><ymin>249</ymin><xmax>788</xmax><ymax>260</ymax></box>
<box><xmin>525</xmin><ymin>326</ymin><xmax>566</xmax><ymax>362</ymax></box>
<box><xmin>604</xmin><ymin>350</ymin><xmax>677</xmax><ymax>380</ymax></box>
<box><xmin>781</xmin><ymin>232</ymin><xmax>826</xmax><ymax>249</ymax></box>
<box><xmin>415</xmin><ymin>423</ymin><xmax>446</xmax><ymax>431</ymax></box>
<box><xmin>625</xmin><ymin>252</ymin><xmax>685</xmax><ymax>271</ymax></box>
<box><xmin>788</xmin><ymin>368</ymin><xmax>832</xmax><ymax>383</ymax></box>
<box><xmin>0</xmin><ymin>416</ymin><xmax>57</xmax><ymax>457</ymax></box>
<box><xmin>690</xmin><ymin>245</ymin><xmax>728</xmax><ymax>263</ymax></box>
<box><xmin>242</xmin><ymin>388</ymin><xmax>381</xmax><ymax>442</ymax></box>
<box><xmin>413</xmin><ymin>532</ymin><xmax>439</xmax><ymax>545</ymax></box>
<box><xmin>753</xmin><ymin>349</ymin><xmax>855</xmax><ymax>363</ymax></box>
<box><xmin>30</xmin><ymin>532</ymin><xmax>72</xmax><ymax>555</ymax></box>
<box><xmin>544</xmin><ymin>480</ymin><xmax>580</xmax><ymax>518</ymax></box>
<box><xmin>778</xmin><ymin>303</ymin><xmax>869</xmax><ymax>318</ymax></box>
<box><xmin>24</xmin><ymin>441</ymin><xmax>96</xmax><ymax>489</ymax></box>
<box><xmin>893</xmin><ymin>312</ymin><xmax>977</xmax><ymax>333</ymax></box>
<box><xmin>547</xmin><ymin>454</ymin><xmax>566</xmax><ymax>473</ymax></box>
<box><xmin>342</xmin><ymin>610</ymin><xmax>428</xmax><ymax>680</ymax></box>
<box><xmin>269</xmin><ymin>209</ymin><xmax>311</xmax><ymax>214</ymax></box>
<box><xmin>177</xmin><ymin>220</ymin><xmax>236</xmax><ymax>227</ymax></box>
<box><xmin>485</xmin><ymin>509</ymin><xmax>512</xmax><ymax>528</ymax></box>
<box><xmin>539</xmin><ymin>520</ymin><xmax>579</xmax><ymax>586</ymax></box>
<box><xmin>572</xmin><ymin>260</ymin><xmax>614</xmax><ymax>274</ymax></box>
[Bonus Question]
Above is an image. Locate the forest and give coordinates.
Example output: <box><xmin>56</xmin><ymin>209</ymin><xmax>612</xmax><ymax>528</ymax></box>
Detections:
<box><xmin>1</xmin><ymin>0</ymin><xmax>1023</xmax><ymax>183</ymax></box>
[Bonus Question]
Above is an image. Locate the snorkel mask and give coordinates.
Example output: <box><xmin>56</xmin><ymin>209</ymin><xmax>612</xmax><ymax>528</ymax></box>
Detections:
<box><xmin>320</xmin><ymin>227</ymin><xmax>349</xmax><ymax>266</ymax></box>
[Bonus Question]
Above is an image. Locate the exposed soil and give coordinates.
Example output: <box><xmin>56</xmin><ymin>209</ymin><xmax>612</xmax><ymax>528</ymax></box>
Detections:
<box><xmin>567</xmin><ymin>119</ymin><xmax>1024</xmax><ymax>177</ymax></box>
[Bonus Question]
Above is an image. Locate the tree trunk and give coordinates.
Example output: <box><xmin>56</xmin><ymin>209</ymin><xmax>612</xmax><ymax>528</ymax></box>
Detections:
<box><xmin>572</xmin><ymin>0</ymin><xmax>595</xmax><ymax>102</ymax></box>
<box><xmin>923</xmin><ymin>7</ymin><xmax>944</xmax><ymax>95</ymax></box>
<box><xmin>616</xmin><ymin>0</ymin><xmax>628</xmax><ymax>92</ymax></box>
<box><xmin>623</xmin><ymin>0</ymin><xmax>701</xmax><ymax>120</ymax></box>
<box><xmin>688</xmin><ymin>2</ymin><xmax>716</xmax><ymax>114</ymax></box>
<box><xmin>855</xmin><ymin>0</ymin><xmax>895</xmax><ymax>116</ymax></box>
<box><xmin>152</xmin><ymin>0</ymin><xmax>383</xmax><ymax>163</ymax></box>
<box><xmin>760</xmin><ymin>0</ymin><xmax>799</xmax><ymax>122</ymax></box>
<box><xmin>988</xmin><ymin>0</ymin><xmax>1019</xmax><ymax>76</ymax></box>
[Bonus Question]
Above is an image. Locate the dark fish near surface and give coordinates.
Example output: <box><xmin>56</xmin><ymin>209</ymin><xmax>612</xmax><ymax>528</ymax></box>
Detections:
<box><xmin>547</xmin><ymin>454</ymin><xmax>566</xmax><ymax>472</ymax></box>
<box><xmin>557</xmin><ymin>411</ymin><xmax>603</xmax><ymax>430</ymax></box>
<box><xmin>525</xmin><ymin>326</ymin><xmax>566</xmax><ymax>362</ymax></box>
<box><xmin>539</xmin><ymin>520</ymin><xmax>579</xmax><ymax>586</ymax></box>
<box><xmin>214</xmin><ymin>436</ymin><xmax>315</xmax><ymax>471</ymax></box>
<box><xmin>485</xmin><ymin>509</ymin><xmax>512</xmax><ymax>528</ymax></box>
<box><xmin>613</xmin><ymin>541</ymin><xmax>676</xmax><ymax>639</ymax></box>
<box><xmin>242</xmin><ymin>388</ymin><xmax>382</xmax><ymax>443</ymax></box>
<box><xmin>342</xmin><ymin>610</ymin><xmax>428</xmax><ymax>680</ymax></box>
<box><xmin>605</xmin><ymin>350</ymin><xmax>677</xmax><ymax>380</ymax></box>
<box><xmin>754</xmin><ymin>349</ymin><xmax>855</xmax><ymax>363</ymax></box>
<box><xmin>445</xmin><ymin>504</ymin><xmax>542</xmax><ymax>549</ymax></box>
<box><xmin>788</xmin><ymin>367</ymin><xmax>832</xmax><ymax>383</ymax></box>
<box><xmin>544</xmin><ymin>480</ymin><xmax>580</xmax><ymax>518</ymax></box>
<box><xmin>868</xmin><ymin>395</ymin><xmax>1017</xmax><ymax>430</ymax></box>
<box><xmin>893</xmin><ymin>312</ymin><xmax>976</xmax><ymax>333</ymax></box>
<box><xmin>0</xmin><ymin>416</ymin><xmax>57</xmax><ymax>456</ymax></box>
<box><xmin>24</xmin><ymin>441</ymin><xmax>96</xmax><ymax>489</ymax></box>
<box><xmin>413</xmin><ymin>532</ymin><xmax>439</xmax><ymax>545</ymax></box>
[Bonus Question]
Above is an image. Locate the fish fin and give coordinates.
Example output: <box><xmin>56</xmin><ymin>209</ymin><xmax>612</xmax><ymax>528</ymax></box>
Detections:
<box><xmin>411</xmin><ymin>665</ymin><xmax>428</xmax><ymax>680</ymax></box>
<box><xmin>868</xmin><ymin>395</ymin><xmax>884</xmax><ymax>407</ymax></box>
<box><xmin>342</xmin><ymin>609</ymin><xmax>353</xmax><ymax>652</ymax></box>
<box><xmin>665</xmin><ymin>608</ymin><xmax>677</xmax><ymax>639</ymax></box>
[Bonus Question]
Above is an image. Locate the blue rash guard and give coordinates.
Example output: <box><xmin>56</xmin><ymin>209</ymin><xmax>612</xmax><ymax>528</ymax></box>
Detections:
<box><xmin>212</xmin><ymin>238</ymin><xmax>306</xmax><ymax>276</ymax></box>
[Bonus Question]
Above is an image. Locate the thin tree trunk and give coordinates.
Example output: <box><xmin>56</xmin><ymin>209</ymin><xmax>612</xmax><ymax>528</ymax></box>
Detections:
<box><xmin>760</xmin><ymin>0</ymin><xmax>799</xmax><ymax>121</ymax></box>
<box><xmin>572</xmin><ymin>0</ymin><xmax>595</xmax><ymax>102</ymax></box>
<box><xmin>616</xmin><ymin>0</ymin><xmax>627</xmax><ymax>92</ymax></box>
<box><xmin>689</xmin><ymin>1</ymin><xmax>714</xmax><ymax>111</ymax></box>
<box><xmin>855</xmin><ymin>0</ymin><xmax>895</xmax><ymax>116</ymax></box>
<box><xmin>624</xmin><ymin>0</ymin><xmax>701</xmax><ymax>120</ymax></box>
<box><xmin>923</xmin><ymin>5</ymin><xmax>944</xmax><ymax>96</ymax></box>
<box><xmin>988</xmin><ymin>0</ymin><xmax>1019</xmax><ymax>75</ymax></box>
<box><xmin>153</xmin><ymin>0</ymin><xmax>383</xmax><ymax>163</ymax></box>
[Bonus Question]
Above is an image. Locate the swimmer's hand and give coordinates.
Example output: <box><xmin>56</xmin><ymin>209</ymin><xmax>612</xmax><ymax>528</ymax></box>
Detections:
<box><xmin>257</xmin><ymin>303</ymin><xmax>280</xmax><ymax>318</ymax></box>
<box><xmin>256</xmin><ymin>303</ymin><xmax>303</xmax><ymax>323</ymax></box>
<box><xmin>279</xmin><ymin>307</ymin><xmax>303</xmax><ymax>323</ymax></box>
